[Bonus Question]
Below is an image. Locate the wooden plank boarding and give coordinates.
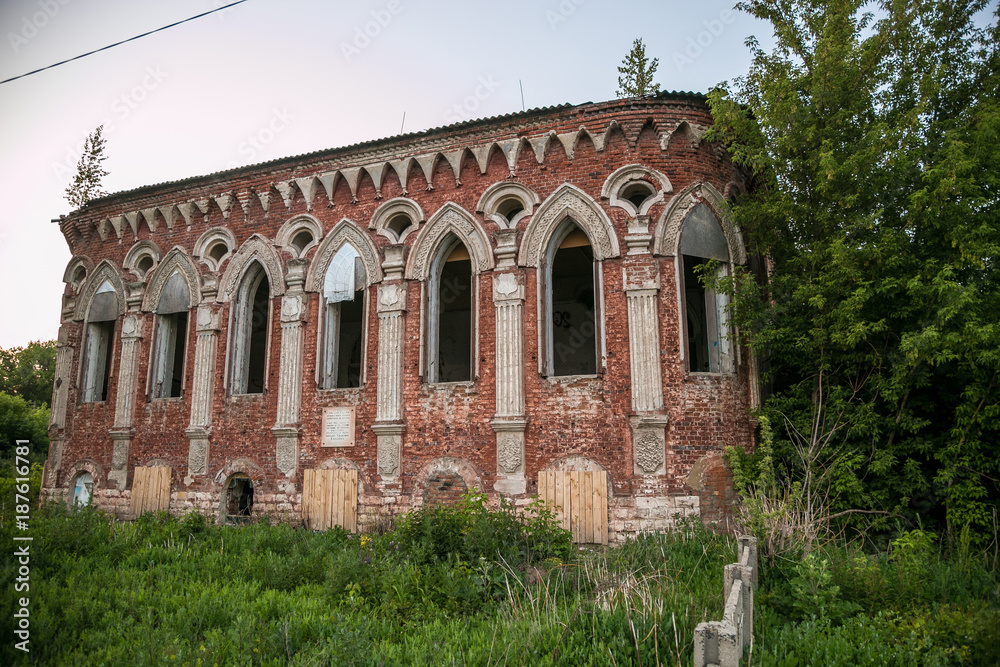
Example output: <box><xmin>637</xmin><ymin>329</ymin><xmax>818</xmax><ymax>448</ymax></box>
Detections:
<box><xmin>302</xmin><ymin>468</ymin><xmax>358</xmax><ymax>532</ymax></box>
<box><xmin>538</xmin><ymin>470</ymin><xmax>608</xmax><ymax>545</ymax></box>
<box><xmin>129</xmin><ymin>466</ymin><xmax>172</xmax><ymax>518</ymax></box>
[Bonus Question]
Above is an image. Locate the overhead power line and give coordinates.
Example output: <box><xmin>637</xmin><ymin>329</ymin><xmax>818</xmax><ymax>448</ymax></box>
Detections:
<box><xmin>0</xmin><ymin>0</ymin><xmax>250</xmax><ymax>86</ymax></box>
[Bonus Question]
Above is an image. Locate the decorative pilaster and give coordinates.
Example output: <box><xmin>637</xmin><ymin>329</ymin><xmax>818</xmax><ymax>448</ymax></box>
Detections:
<box><xmin>48</xmin><ymin>324</ymin><xmax>73</xmax><ymax>432</ymax></box>
<box><xmin>108</xmin><ymin>313</ymin><xmax>143</xmax><ymax>489</ymax></box>
<box><xmin>624</xmin><ymin>265</ymin><xmax>668</xmax><ymax>475</ymax></box>
<box><xmin>185</xmin><ymin>303</ymin><xmax>221</xmax><ymax>482</ymax></box>
<box><xmin>272</xmin><ymin>292</ymin><xmax>307</xmax><ymax>477</ymax></box>
<box><xmin>491</xmin><ymin>272</ymin><xmax>527</xmax><ymax>494</ymax></box>
<box><xmin>375</xmin><ymin>282</ymin><xmax>407</xmax><ymax>478</ymax></box>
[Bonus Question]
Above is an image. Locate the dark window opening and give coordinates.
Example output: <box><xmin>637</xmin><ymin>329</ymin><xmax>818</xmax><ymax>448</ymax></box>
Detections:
<box><xmin>291</xmin><ymin>229</ymin><xmax>313</xmax><ymax>254</ymax></box>
<box><xmin>83</xmin><ymin>319</ymin><xmax>115</xmax><ymax>402</ymax></box>
<box><xmin>684</xmin><ymin>255</ymin><xmax>712</xmax><ymax>373</ymax></box>
<box><xmin>434</xmin><ymin>243</ymin><xmax>472</xmax><ymax>383</ymax></box>
<box><xmin>226</xmin><ymin>476</ymin><xmax>254</xmax><ymax>523</ymax></box>
<box><xmin>497</xmin><ymin>197</ymin><xmax>525</xmax><ymax>223</ymax></box>
<box><xmin>208</xmin><ymin>242</ymin><xmax>227</xmax><ymax>263</ymax></box>
<box><xmin>152</xmin><ymin>312</ymin><xmax>188</xmax><ymax>398</ymax></box>
<box><xmin>246</xmin><ymin>278</ymin><xmax>269</xmax><ymax>394</ymax></box>
<box><xmin>387</xmin><ymin>213</ymin><xmax>412</xmax><ymax>239</ymax></box>
<box><xmin>137</xmin><ymin>255</ymin><xmax>154</xmax><ymax>277</ymax></box>
<box><xmin>331</xmin><ymin>290</ymin><xmax>364</xmax><ymax>388</ymax></box>
<box><xmin>621</xmin><ymin>182</ymin><xmax>654</xmax><ymax>209</ymax></box>
<box><xmin>551</xmin><ymin>228</ymin><xmax>597</xmax><ymax>376</ymax></box>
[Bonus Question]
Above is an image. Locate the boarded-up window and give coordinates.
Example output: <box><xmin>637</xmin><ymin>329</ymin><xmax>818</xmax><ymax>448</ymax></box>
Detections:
<box><xmin>538</xmin><ymin>470</ymin><xmax>608</xmax><ymax>544</ymax></box>
<box><xmin>302</xmin><ymin>468</ymin><xmax>358</xmax><ymax>532</ymax></box>
<box><xmin>129</xmin><ymin>466</ymin><xmax>172</xmax><ymax>518</ymax></box>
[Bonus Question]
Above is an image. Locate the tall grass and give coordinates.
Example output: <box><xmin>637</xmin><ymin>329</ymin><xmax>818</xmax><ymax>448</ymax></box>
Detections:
<box><xmin>0</xmin><ymin>500</ymin><xmax>732</xmax><ymax>666</ymax></box>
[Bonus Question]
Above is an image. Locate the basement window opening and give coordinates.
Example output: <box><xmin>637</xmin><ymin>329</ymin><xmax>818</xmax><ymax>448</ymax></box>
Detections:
<box><xmin>226</xmin><ymin>475</ymin><xmax>254</xmax><ymax>523</ymax></box>
<box><xmin>72</xmin><ymin>472</ymin><xmax>93</xmax><ymax>507</ymax></box>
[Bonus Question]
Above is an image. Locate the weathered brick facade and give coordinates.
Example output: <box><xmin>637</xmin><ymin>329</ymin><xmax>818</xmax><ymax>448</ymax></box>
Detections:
<box><xmin>44</xmin><ymin>93</ymin><xmax>755</xmax><ymax>540</ymax></box>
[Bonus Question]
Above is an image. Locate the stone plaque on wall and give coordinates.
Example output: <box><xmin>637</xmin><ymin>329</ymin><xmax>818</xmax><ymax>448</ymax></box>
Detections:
<box><xmin>322</xmin><ymin>407</ymin><xmax>355</xmax><ymax>447</ymax></box>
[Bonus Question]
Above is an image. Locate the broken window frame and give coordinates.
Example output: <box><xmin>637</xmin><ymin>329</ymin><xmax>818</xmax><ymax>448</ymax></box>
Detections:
<box><xmin>149</xmin><ymin>272</ymin><xmax>191</xmax><ymax>400</ymax></box>
<box><xmin>541</xmin><ymin>219</ymin><xmax>601</xmax><ymax>378</ymax></box>
<box><xmin>80</xmin><ymin>282</ymin><xmax>118</xmax><ymax>403</ymax></box>
<box><xmin>229</xmin><ymin>262</ymin><xmax>271</xmax><ymax>395</ymax></box>
<box><xmin>320</xmin><ymin>244</ymin><xmax>368</xmax><ymax>389</ymax></box>
<box><xmin>677</xmin><ymin>204</ymin><xmax>734</xmax><ymax>375</ymax></box>
<box><xmin>425</xmin><ymin>235</ymin><xmax>475</xmax><ymax>384</ymax></box>
<box><xmin>224</xmin><ymin>474</ymin><xmax>254</xmax><ymax>524</ymax></box>
<box><xmin>71</xmin><ymin>471</ymin><xmax>94</xmax><ymax>507</ymax></box>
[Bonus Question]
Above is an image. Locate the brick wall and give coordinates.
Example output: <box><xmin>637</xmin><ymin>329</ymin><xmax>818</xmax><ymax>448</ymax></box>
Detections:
<box><xmin>47</xmin><ymin>93</ymin><xmax>752</xmax><ymax>539</ymax></box>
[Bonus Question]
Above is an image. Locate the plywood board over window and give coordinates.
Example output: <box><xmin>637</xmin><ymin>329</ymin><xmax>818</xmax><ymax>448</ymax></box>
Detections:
<box><xmin>538</xmin><ymin>470</ymin><xmax>608</xmax><ymax>544</ymax></box>
<box><xmin>302</xmin><ymin>468</ymin><xmax>358</xmax><ymax>532</ymax></box>
<box><xmin>129</xmin><ymin>466</ymin><xmax>172</xmax><ymax>518</ymax></box>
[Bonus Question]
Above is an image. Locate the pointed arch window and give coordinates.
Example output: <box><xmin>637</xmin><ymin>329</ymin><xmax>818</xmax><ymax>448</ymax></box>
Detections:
<box><xmin>427</xmin><ymin>236</ymin><xmax>473</xmax><ymax>383</ymax></box>
<box><xmin>679</xmin><ymin>203</ymin><xmax>733</xmax><ymax>374</ymax></box>
<box><xmin>544</xmin><ymin>221</ymin><xmax>598</xmax><ymax>377</ymax></box>
<box><xmin>80</xmin><ymin>281</ymin><xmax>118</xmax><ymax>402</ymax></box>
<box><xmin>321</xmin><ymin>245</ymin><xmax>366</xmax><ymax>389</ymax></box>
<box><xmin>150</xmin><ymin>272</ymin><xmax>190</xmax><ymax>399</ymax></box>
<box><xmin>230</xmin><ymin>263</ymin><xmax>271</xmax><ymax>394</ymax></box>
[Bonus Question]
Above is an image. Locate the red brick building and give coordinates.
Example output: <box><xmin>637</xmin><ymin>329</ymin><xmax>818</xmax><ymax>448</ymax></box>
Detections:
<box><xmin>44</xmin><ymin>93</ymin><xmax>757</xmax><ymax>542</ymax></box>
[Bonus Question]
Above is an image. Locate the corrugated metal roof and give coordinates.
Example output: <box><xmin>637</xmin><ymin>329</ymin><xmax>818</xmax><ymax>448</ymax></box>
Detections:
<box><xmin>81</xmin><ymin>91</ymin><xmax>707</xmax><ymax>206</ymax></box>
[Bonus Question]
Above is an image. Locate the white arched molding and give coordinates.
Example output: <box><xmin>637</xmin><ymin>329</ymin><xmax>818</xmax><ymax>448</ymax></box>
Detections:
<box><xmin>369</xmin><ymin>197</ymin><xmax>425</xmax><ymax>243</ymax></box>
<box><xmin>217</xmin><ymin>235</ymin><xmax>286</xmax><ymax>302</ymax></box>
<box><xmin>73</xmin><ymin>260</ymin><xmax>127</xmax><ymax>322</ymax></box>
<box><xmin>193</xmin><ymin>227</ymin><xmax>237</xmax><ymax>272</ymax></box>
<box><xmin>305</xmin><ymin>218</ymin><xmax>382</xmax><ymax>292</ymax></box>
<box><xmin>122</xmin><ymin>241</ymin><xmax>163</xmax><ymax>281</ymax></box>
<box><xmin>62</xmin><ymin>255</ymin><xmax>94</xmax><ymax>291</ymax></box>
<box><xmin>601</xmin><ymin>164</ymin><xmax>673</xmax><ymax>217</ymax></box>
<box><xmin>141</xmin><ymin>248</ymin><xmax>201</xmax><ymax>313</ymax></box>
<box><xmin>274</xmin><ymin>214</ymin><xmax>323</xmax><ymax>259</ymax></box>
<box><xmin>476</xmin><ymin>181</ymin><xmax>541</xmax><ymax>229</ymax></box>
<box><xmin>406</xmin><ymin>202</ymin><xmax>494</xmax><ymax>280</ymax></box>
<box><xmin>518</xmin><ymin>184</ymin><xmax>621</xmax><ymax>267</ymax></box>
<box><xmin>652</xmin><ymin>182</ymin><xmax>746</xmax><ymax>265</ymax></box>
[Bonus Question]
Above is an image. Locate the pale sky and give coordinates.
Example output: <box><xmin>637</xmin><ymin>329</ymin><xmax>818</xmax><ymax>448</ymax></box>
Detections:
<box><xmin>0</xmin><ymin>0</ymin><xmax>774</xmax><ymax>348</ymax></box>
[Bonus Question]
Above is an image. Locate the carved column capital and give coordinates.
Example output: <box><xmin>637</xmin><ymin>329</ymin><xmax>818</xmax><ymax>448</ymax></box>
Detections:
<box><xmin>195</xmin><ymin>303</ymin><xmax>222</xmax><ymax>332</ymax></box>
<box><xmin>120</xmin><ymin>313</ymin><xmax>145</xmax><ymax>340</ymax></box>
<box><xmin>280</xmin><ymin>293</ymin><xmax>307</xmax><ymax>323</ymax></box>
<box><xmin>377</xmin><ymin>283</ymin><xmax>407</xmax><ymax>314</ymax></box>
<box><xmin>492</xmin><ymin>272</ymin><xmax>524</xmax><ymax>303</ymax></box>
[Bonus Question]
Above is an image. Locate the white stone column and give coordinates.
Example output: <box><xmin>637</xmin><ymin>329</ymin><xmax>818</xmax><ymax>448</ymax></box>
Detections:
<box><xmin>108</xmin><ymin>313</ymin><xmax>144</xmax><ymax>489</ymax></box>
<box><xmin>45</xmin><ymin>324</ymin><xmax>74</xmax><ymax>488</ymax></box>
<box><xmin>624</xmin><ymin>264</ymin><xmax>668</xmax><ymax>476</ymax></box>
<box><xmin>272</xmin><ymin>293</ymin><xmax>307</xmax><ymax>477</ymax></box>
<box><xmin>491</xmin><ymin>271</ymin><xmax>527</xmax><ymax>495</ymax></box>
<box><xmin>373</xmin><ymin>283</ymin><xmax>406</xmax><ymax>478</ymax></box>
<box><xmin>185</xmin><ymin>303</ymin><xmax>221</xmax><ymax>481</ymax></box>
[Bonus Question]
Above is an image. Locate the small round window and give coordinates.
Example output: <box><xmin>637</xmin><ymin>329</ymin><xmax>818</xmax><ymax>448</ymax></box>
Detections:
<box><xmin>621</xmin><ymin>182</ymin><xmax>655</xmax><ymax>209</ymax></box>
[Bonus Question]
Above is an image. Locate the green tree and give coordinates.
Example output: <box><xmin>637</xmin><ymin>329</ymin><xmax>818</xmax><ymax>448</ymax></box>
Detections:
<box><xmin>709</xmin><ymin>0</ymin><xmax>1000</xmax><ymax>540</ymax></box>
<box><xmin>0</xmin><ymin>340</ymin><xmax>56</xmax><ymax>406</ymax></box>
<box><xmin>0</xmin><ymin>392</ymin><xmax>48</xmax><ymax>461</ymax></box>
<box><xmin>616</xmin><ymin>38</ymin><xmax>660</xmax><ymax>97</ymax></box>
<box><xmin>64</xmin><ymin>125</ymin><xmax>109</xmax><ymax>208</ymax></box>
